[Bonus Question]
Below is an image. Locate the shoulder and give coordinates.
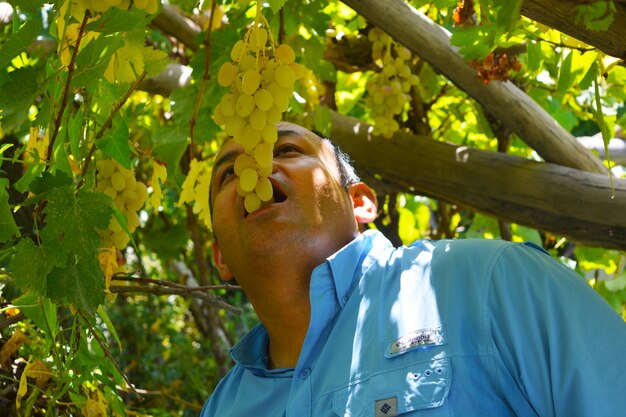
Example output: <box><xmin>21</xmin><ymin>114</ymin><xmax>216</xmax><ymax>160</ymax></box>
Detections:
<box><xmin>199</xmin><ymin>365</ymin><xmax>245</xmax><ymax>417</ymax></box>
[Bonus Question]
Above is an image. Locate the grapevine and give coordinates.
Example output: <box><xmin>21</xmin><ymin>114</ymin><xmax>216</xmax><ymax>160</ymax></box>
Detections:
<box><xmin>95</xmin><ymin>158</ymin><xmax>148</xmax><ymax>250</ymax></box>
<box><xmin>366</xmin><ymin>27</ymin><xmax>419</xmax><ymax>138</ymax></box>
<box><xmin>212</xmin><ymin>2</ymin><xmax>303</xmax><ymax>213</ymax></box>
<box><xmin>74</xmin><ymin>0</ymin><xmax>160</xmax><ymax>14</ymax></box>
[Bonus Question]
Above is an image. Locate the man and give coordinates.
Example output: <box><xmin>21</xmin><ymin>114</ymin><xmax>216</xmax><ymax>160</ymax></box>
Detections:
<box><xmin>202</xmin><ymin>121</ymin><xmax>626</xmax><ymax>417</ymax></box>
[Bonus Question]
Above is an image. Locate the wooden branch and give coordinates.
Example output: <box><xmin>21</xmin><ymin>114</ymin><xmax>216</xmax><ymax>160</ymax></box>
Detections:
<box><xmin>329</xmin><ymin>111</ymin><xmax>626</xmax><ymax>250</ymax></box>
<box><xmin>521</xmin><ymin>0</ymin><xmax>626</xmax><ymax>59</ymax></box>
<box><xmin>108</xmin><ymin>284</ymin><xmax>241</xmax><ymax>314</ymax></box>
<box><xmin>339</xmin><ymin>0</ymin><xmax>607</xmax><ymax>174</ymax></box>
<box><xmin>151</xmin><ymin>4</ymin><xmax>201</xmax><ymax>50</ymax></box>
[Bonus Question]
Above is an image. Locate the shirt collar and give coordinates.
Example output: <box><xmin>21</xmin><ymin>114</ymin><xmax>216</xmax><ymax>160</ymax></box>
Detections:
<box><xmin>229</xmin><ymin>229</ymin><xmax>391</xmax><ymax>373</ymax></box>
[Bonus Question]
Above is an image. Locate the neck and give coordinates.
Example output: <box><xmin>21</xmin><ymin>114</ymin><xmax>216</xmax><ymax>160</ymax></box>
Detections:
<box><xmin>239</xmin><ymin>260</ymin><xmax>318</xmax><ymax>369</ymax></box>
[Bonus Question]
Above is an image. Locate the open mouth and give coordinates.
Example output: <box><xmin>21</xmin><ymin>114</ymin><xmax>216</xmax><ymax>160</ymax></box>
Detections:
<box><xmin>272</xmin><ymin>183</ymin><xmax>287</xmax><ymax>203</ymax></box>
<box><xmin>243</xmin><ymin>181</ymin><xmax>287</xmax><ymax>218</ymax></box>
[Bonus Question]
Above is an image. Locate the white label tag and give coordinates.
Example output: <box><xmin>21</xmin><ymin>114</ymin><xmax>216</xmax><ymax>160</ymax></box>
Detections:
<box><xmin>375</xmin><ymin>396</ymin><xmax>397</xmax><ymax>417</ymax></box>
<box><xmin>387</xmin><ymin>328</ymin><xmax>445</xmax><ymax>357</ymax></box>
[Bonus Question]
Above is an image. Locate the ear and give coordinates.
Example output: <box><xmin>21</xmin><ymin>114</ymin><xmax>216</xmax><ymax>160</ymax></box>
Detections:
<box><xmin>349</xmin><ymin>182</ymin><xmax>378</xmax><ymax>224</ymax></box>
<box><xmin>212</xmin><ymin>241</ymin><xmax>234</xmax><ymax>281</ymax></box>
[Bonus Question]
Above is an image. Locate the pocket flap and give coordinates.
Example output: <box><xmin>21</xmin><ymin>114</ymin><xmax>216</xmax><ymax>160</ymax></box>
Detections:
<box><xmin>332</xmin><ymin>357</ymin><xmax>451</xmax><ymax>417</ymax></box>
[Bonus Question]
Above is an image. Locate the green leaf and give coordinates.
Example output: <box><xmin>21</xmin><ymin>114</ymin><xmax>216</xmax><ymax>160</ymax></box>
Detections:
<box><xmin>575</xmin><ymin>0</ymin><xmax>615</xmax><ymax>31</ymax></box>
<box><xmin>0</xmin><ymin>66</ymin><xmax>42</xmax><ymax>130</ymax></box>
<box><xmin>10</xmin><ymin>231</ymin><xmax>66</xmax><ymax>295</ymax></box>
<box><xmin>314</xmin><ymin>105</ymin><xmax>331</xmax><ymax>135</ymax></box>
<box><xmin>97</xmin><ymin>120</ymin><xmax>131</xmax><ymax>169</ymax></box>
<box><xmin>0</xmin><ymin>18</ymin><xmax>42</xmax><ymax>69</ymax></box>
<box><xmin>97</xmin><ymin>305</ymin><xmax>122</xmax><ymax>351</ymax></box>
<box><xmin>72</xmin><ymin>35</ymin><xmax>124</xmax><ymax>89</ymax></box>
<box><xmin>0</xmin><ymin>178</ymin><xmax>20</xmax><ymax>242</ymax></box>
<box><xmin>450</xmin><ymin>26</ymin><xmax>494</xmax><ymax>60</ymax></box>
<box><xmin>152</xmin><ymin>125</ymin><xmax>188</xmax><ymax>176</ymax></box>
<box><xmin>47</xmin><ymin>251</ymin><xmax>104</xmax><ymax>313</ymax></box>
<box><xmin>10</xmin><ymin>0</ymin><xmax>45</xmax><ymax>14</ymax></box>
<box><xmin>267</xmin><ymin>0</ymin><xmax>287</xmax><ymax>13</ymax></box>
<box><xmin>556</xmin><ymin>50</ymin><xmax>574</xmax><ymax>94</ymax></box>
<box><xmin>13</xmin><ymin>162</ymin><xmax>45</xmax><ymax>193</ymax></box>
<box><xmin>86</xmin><ymin>7</ymin><xmax>149</xmax><ymax>34</ymax></box>
<box><xmin>28</xmin><ymin>171</ymin><xmax>73</xmax><ymax>195</ymax></box>
<box><xmin>44</xmin><ymin>186</ymin><xmax>113</xmax><ymax>254</ymax></box>
<box><xmin>143</xmin><ymin>47</ymin><xmax>169</xmax><ymax>76</ymax></box>
<box><xmin>496</xmin><ymin>0</ymin><xmax>522</xmax><ymax>33</ymax></box>
<box><xmin>12</xmin><ymin>292</ymin><xmax>58</xmax><ymax>339</ymax></box>
<box><xmin>68</xmin><ymin>113</ymin><xmax>84</xmax><ymax>159</ymax></box>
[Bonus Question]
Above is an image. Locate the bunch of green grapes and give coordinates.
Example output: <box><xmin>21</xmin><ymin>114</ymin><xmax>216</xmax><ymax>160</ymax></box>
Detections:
<box><xmin>95</xmin><ymin>159</ymin><xmax>148</xmax><ymax>250</ymax></box>
<box><xmin>212</xmin><ymin>5</ymin><xmax>303</xmax><ymax>213</ymax></box>
<box><xmin>366</xmin><ymin>28</ymin><xmax>420</xmax><ymax>138</ymax></box>
<box><xmin>76</xmin><ymin>0</ymin><xmax>158</xmax><ymax>14</ymax></box>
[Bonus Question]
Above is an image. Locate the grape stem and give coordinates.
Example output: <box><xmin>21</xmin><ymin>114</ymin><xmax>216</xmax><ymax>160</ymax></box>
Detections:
<box><xmin>46</xmin><ymin>9</ymin><xmax>91</xmax><ymax>167</ymax></box>
<box><xmin>78</xmin><ymin>70</ymin><xmax>148</xmax><ymax>189</ymax></box>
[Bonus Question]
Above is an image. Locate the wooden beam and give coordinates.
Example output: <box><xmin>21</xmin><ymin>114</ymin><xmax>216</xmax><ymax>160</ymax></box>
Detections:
<box><xmin>340</xmin><ymin>0</ymin><xmax>606</xmax><ymax>174</ymax></box>
<box><xmin>521</xmin><ymin>0</ymin><xmax>626</xmax><ymax>59</ymax></box>
<box><xmin>329</xmin><ymin>111</ymin><xmax>626</xmax><ymax>250</ymax></box>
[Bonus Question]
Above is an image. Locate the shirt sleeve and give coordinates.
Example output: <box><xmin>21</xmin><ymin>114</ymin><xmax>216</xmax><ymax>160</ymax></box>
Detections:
<box><xmin>487</xmin><ymin>243</ymin><xmax>626</xmax><ymax>417</ymax></box>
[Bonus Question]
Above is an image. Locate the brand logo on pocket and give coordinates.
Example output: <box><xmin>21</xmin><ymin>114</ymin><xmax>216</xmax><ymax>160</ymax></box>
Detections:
<box><xmin>387</xmin><ymin>328</ymin><xmax>445</xmax><ymax>356</ymax></box>
<box><xmin>375</xmin><ymin>396</ymin><xmax>397</xmax><ymax>417</ymax></box>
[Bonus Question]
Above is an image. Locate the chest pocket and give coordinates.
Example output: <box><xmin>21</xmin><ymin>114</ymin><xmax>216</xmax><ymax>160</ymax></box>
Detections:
<box><xmin>331</xmin><ymin>356</ymin><xmax>451</xmax><ymax>417</ymax></box>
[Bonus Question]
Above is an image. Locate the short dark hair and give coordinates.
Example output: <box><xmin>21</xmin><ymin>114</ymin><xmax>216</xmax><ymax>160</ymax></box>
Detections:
<box><xmin>312</xmin><ymin>130</ymin><xmax>360</xmax><ymax>190</ymax></box>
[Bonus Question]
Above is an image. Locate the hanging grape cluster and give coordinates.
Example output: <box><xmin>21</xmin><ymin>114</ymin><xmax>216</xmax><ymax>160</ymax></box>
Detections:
<box><xmin>75</xmin><ymin>0</ymin><xmax>159</xmax><ymax>14</ymax></box>
<box><xmin>212</xmin><ymin>4</ymin><xmax>303</xmax><ymax>214</ymax></box>
<box><xmin>366</xmin><ymin>28</ymin><xmax>420</xmax><ymax>138</ymax></box>
<box><xmin>95</xmin><ymin>159</ymin><xmax>148</xmax><ymax>250</ymax></box>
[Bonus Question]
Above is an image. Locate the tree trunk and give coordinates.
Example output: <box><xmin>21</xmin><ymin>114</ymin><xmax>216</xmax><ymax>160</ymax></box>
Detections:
<box><xmin>329</xmin><ymin>111</ymin><xmax>626</xmax><ymax>250</ymax></box>
<box><xmin>521</xmin><ymin>0</ymin><xmax>626</xmax><ymax>59</ymax></box>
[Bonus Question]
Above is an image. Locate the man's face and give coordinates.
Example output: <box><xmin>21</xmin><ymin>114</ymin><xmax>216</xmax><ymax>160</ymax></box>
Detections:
<box><xmin>210</xmin><ymin>122</ymin><xmax>359</xmax><ymax>280</ymax></box>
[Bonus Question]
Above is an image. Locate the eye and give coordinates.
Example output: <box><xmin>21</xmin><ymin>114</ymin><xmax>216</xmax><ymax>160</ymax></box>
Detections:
<box><xmin>275</xmin><ymin>144</ymin><xmax>301</xmax><ymax>156</ymax></box>
<box><xmin>218</xmin><ymin>166</ymin><xmax>235</xmax><ymax>186</ymax></box>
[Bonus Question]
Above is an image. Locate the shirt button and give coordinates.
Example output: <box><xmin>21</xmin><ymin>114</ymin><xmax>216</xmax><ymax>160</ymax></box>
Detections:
<box><xmin>342</xmin><ymin>296</ymin><xmax>349</xmax><ymax>305</ymax></box>
<box><xmin>300</xmin><ymin>368</ymin><xmax>311</xmax><ymax>379</ymax></box>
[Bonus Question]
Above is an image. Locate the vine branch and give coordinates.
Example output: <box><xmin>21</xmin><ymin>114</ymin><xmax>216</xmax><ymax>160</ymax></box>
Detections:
<box><xmin>78</xmin><ymin>70</ymin><xmax>148</xmax><ymax>187</ymax></box>
<box><xmin>189</xmin><ymin>0</ymin><xmax>218</xmax><ymax>161</ymax></box>
<box><xmin>109</xmin><ymin>274</ymin><xmax>241</xmax><ymax>315</ymax></box>
<box><xmin>47</xmin><ymin>10</ymin><xmax>91</xmax><ymax>164</ymax></box>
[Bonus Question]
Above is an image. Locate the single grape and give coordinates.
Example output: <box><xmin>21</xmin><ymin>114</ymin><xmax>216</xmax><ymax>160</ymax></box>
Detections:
<box><xmin>241</xmin><ymin>69</ymin><xmax>261</xmax><ymax>95</ymax></box>
<box><xmin>275</xmin><ymin>44</ymin><xmax>295</xmax><ymax>64</ymax></box>
<box><xmin>236</xmin><ymin>125</ymin><xmax>262</xmax><ymax>151</ymax></box>
<box><xmin>274</xmin><ymin>64</ymin><xmax>296</xmax><ymax>88</ymax></box>
<box><xmin>225</xmin><ymin>114</ymin><xmax>245</xmax><ymax>137</ymax></box>
<box><xmin>249</xmin><ymin>108</ymin><xmax>267</xmax><ymax>131</ymax></box>
<box><xmin>248</xmin><ymin>27</ymin><xmax>268</xmax><ymax>52</ymax></box>
<box><xmin>254</xmin><ymin>142</ymin><xmax>273</xmax><ymax>167</ymax></box>
<box><xmin>254</xmin><ymin>89</ymin><xmax>273</xmax><ymax>111</ymax></box>
<box><xmin>235</xmin><ymin>94</ymin><xmax>255</xmax><ymax>117</ymax></box>
<box><xmin>244</xmin><ymin>192</ymin><xmax>262</xmax><ymax>213</ymax></box>
<box><xmin>231</xmin><ymin>40</ymin><xmax>247</xmax><ymax>62</ymax></box>
<box><xmin>234</xmin><ymin>153</ymin><xmax>255</xmax><ymax>176</ymax></box>
<box><xmin>111</xmin><ymin>172</ymin><xmax>126</xmax><ymax>191</ymax></box>
<box><xmin>218</xmin><ymin>62</ymin><xmax>238</xmax><ymax>87</ymax></box>
<box><xmin>239</xmin><ymin>168</ymin><xmax>258</xmax><ymax>192</ymax></box>
<box><xmin>220</xmin><ymin>94</ymin><xmax>236</xmax><ymax>117</ymax></box>
<box><xmin>255</xmin><ymin>177</ymin><xmax>273</xmax><ymax>202</ymax></box>
<box><xmin>261</xmin><ymin>124</ymin><xmax>278</xmax><ymax>144</ymax></box>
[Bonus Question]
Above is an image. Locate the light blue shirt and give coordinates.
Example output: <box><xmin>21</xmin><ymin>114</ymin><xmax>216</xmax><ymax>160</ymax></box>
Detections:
<box><xmin>200</xmin><ymin>230</ymin><xmax>626</xmax><ymax>417</ymax></box>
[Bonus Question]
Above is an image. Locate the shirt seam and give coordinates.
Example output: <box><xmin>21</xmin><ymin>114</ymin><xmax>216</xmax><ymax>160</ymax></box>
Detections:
<box><xmin>483</xmin><ymin>243</ymin><xmax>522</xmax><ymax>400</ymax></box>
